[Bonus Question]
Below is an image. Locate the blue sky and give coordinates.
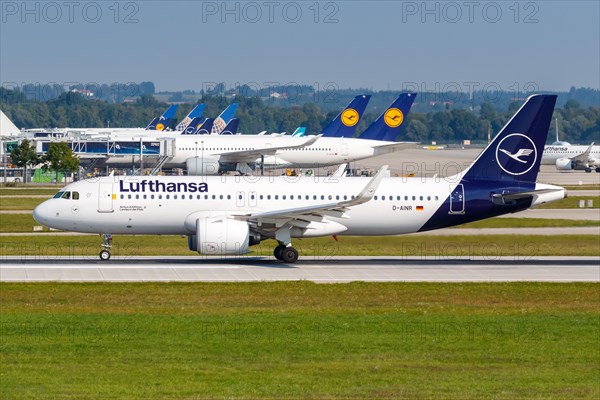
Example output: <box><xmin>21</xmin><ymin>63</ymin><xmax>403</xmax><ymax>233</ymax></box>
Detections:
<box><xmin>1</xmin><ymin>1</ymin><xmax>599</xmax><ymax>92</ymax></box>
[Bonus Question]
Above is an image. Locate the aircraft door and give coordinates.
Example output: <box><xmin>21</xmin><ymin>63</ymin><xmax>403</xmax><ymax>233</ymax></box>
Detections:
<box><xmin>449</xmin><ymin>184</ymin><xmax>465</xmax><ymax>214</ymax></box>
<box><xmin>98</xmin><ymin>183</ymin><xmax>114</xmax><ymax>213</ymax></box>
<box><xmin>341</xmin><ymin>143</ymin><xmax>349</xmax><ymax>156</ymax></box>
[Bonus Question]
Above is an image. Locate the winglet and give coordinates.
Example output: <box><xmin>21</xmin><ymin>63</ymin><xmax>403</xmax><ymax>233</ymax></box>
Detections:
<box><xmin>342</xmin><ymin>165</ymin><xmax>388</xmax><ymax>207</ymax></box>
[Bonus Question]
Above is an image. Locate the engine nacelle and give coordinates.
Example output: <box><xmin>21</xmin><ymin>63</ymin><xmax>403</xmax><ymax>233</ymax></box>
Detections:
<box><xmin>186</xmin><ymin>156</ymin><xmax>220</xmax><ymax>176</ymax></box>
<box><xmin>189</xmin><ymin>217</ymin><xmax>250</xmax><ymax>255</ymax></box>
<box><xmin>555</xmin><ymin>158</ymin><xmax>573</xmax><ymax>171</ymax></box>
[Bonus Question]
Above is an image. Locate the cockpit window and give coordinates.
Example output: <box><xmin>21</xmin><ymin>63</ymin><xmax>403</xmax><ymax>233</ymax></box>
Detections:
<box><xmin>53</xmin><ymin>191</ymin><xmax>64</xmax><ymax>199</ymax></box>
<box><xmin>72</xmin><ymin>192</ymin><xmax>79</xmax><ymax>200</ymax></box>
<box><xmin>61</xmin><ymin>192</ymin><xmax>71</xmax><ymax>200</ymax></box>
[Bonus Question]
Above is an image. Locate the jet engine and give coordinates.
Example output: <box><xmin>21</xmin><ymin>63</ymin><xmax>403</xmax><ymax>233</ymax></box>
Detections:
<box><xmin>555</xmin><ymin>158</ymin><xmax>573</xmax><ymax>171</ymax></box>
<box><xmin>187</xmin><ymin>217</ymin><xmax>251</xmax><ymax>255</ymax></box>
<box><xmin>186</xmin><ymin>156</ymin><xmax>220</xmax><ymax>176</ymax></box>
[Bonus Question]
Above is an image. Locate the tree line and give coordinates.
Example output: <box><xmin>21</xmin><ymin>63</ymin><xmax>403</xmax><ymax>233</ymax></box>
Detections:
<box><xmin>1</xmin><ymin>88</ymin><xmax>598</xmax><ymax>144</ymax></box>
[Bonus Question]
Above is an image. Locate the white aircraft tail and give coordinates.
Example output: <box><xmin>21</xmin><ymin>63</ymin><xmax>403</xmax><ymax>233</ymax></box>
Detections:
<box><xmin>0</xmin><ymin>110</ymin><xmax>21</xmax><ymax>137</ymax></box>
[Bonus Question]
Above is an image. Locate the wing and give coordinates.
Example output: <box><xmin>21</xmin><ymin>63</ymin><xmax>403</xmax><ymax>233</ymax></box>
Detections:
<box><xmin>216</xmin><ymin>135</ymin><xmax>321</xmax><ymax>163</ymax></box>
<box><xmin>571</xmin><ymin>142</ymin><xmax>595</xmax><ymax>163</ymax></box>
<box><xmin>234</xmin><ymin>166</ymin><xmax>389</xmax><ymax>239</ymax></box>
<box><xmin>373</xmin><ymin>142</ymin><xmax>419</xmax><ymax>156</ymax></box>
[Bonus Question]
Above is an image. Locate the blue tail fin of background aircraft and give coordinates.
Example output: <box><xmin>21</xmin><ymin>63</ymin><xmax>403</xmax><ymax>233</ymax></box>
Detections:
<box><xmin>175</xmin><ymin>104</ymin><xmax>206</xmax><ymax>131</ymax></box>
<box><xmin>463</xmin><ymin>94</ymin><xmax>557</xmax><ymax>182</ymax></box>
<box><xmin>359</xmin><ymin>93</ymin><xmax>416</xmax><ymax>141</ymax></box>
<box><xmin>146</xmin><ymin>104</ymin><xmax>179</xmax><ymax>131</ymax></box>
<box><xmin>195</xmin><ymin>118</ymin><xmax>215</xmax><ymax>135</ymax></box>
<box><xmin>212</xmin><ymin>103</ymin><xmax>239</xmax><ymax>134</ymax></box>
<box><xmin>292</xmin><ymin>127</ymin><xmax>306</xmax><ymax>137</ymax></box>
<box><xmin>221</xmin><ymin>118</ymin><xmax>240</xmax><ymax>135</ymax></box>
<box><xmin>182</xmin><ymin>117</ymin><xmax>206</xmax><ymax>135</ymax></box>
<box><xmin>322</xmin><ymin>95</ymin><xmax>371</xmax><ymax>138</ymax></box>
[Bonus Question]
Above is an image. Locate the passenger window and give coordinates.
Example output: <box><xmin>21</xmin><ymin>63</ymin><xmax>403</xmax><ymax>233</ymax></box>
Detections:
<box><xmin>174</xmin><ymin>195</ymin><xmax>178</xmax><ymax>200</ymax></box>
<box><xmin>136</xmin><ymin>195</ymin><xmax>139</xmax><ymax>199</ymax></box>
<box><xmin>166</xmin><ymin>195</ymin><xmax>170</xmax><ymax>200</ymax></box>
<box><xmin>128</xmin><ymin>194</ymin><xmax>132</xmax><ymax>199</ymax></box>
<box><xmin>374</xmin><ymin>196</ymin><xmax>378</xmax><ymax>200</ymax></box>
<box><xmin>143</xmin><ymin>194</ymin><xmax>147</xmax><ymax>199</ymax></box>
<box><xmin>212</xmin><ymin>195</ymin><xmax>216</xmax><ymax>200</ymax></box>
<box><xmin>151</xmin><ymin>194</ymin><xmax>155</xmax><ymax>199</ymax></box>
<box><xmin>120</xmin><ymin>194</ymin><xmax>124</xmax><ymax>199</ymax></box>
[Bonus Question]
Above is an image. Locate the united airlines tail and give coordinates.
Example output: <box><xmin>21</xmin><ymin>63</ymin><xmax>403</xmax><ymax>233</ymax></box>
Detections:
<box><xmin>359</xmin><ymin>93</ymin><xmax>416</xmax><ymax>141</ymax></box>
<box><xmin>212</xmin><ymin>104</ymin><xmax>239</xmax><ymax>134</ymax></box>
<box><xmin>220</xmin><ymin>118</ymin><xmax>240</xmax><ymax>135</ymax></box>
<box><xmin>175</xmin><ymin>104</ymin><xmax>206</xmax><ymax>131</ymax></box>
<box><xmin>462</xmin><ymin>94</ymin><xmax>557</xmax><ymax>183</ymax></box>
<box><xmin>322</xmin><ymin>95</ymin><xmax>371</xmax><ymax>138</ymax></box>
<box><xmin>194</xmin><ymin>118</ymin><xmax>215</xmax><ymax>135</ymax></box>
<box><xmin>146</xmin><ymin>104</ymin><xmax>179</xmax><ymax>131</ymax></box>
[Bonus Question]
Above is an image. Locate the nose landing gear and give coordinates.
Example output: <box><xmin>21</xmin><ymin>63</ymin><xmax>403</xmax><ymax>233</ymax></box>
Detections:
<box><xmin>99</xmin><ymin>234</ymin><xmax>113</xmax><ymax>261</ymax></box>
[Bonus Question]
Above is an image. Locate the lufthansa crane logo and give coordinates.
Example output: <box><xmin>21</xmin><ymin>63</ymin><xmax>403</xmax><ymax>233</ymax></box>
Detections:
<box><xmin>384</xmin><ymin>108</ymin><xmax>404</xmax><ymax>128</ymax></box>
<box><xmin>156</xmin><ymin>123</ymin><xmax>165</xmax><ymax>131</ymax></box>
<box><xmin>341</xmin><ymin>108</ymin><xmax>359</xmax><ymax>127</ymax></box>
<box><xmin>495</xmin><ymin>133</ymin><xmax>537</xmax><ymax>176</ymax></box>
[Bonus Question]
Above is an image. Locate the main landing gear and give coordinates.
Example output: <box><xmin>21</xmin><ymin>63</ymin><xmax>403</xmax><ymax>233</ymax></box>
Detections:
<box><xmin>273</xmin><ymin>244</ymin><xmax>299</xmax><ymax>263</ymax></box>
<box><xmin>99</xmin><ymin>234</ymin><xmax>113</xmax><ymax>261</ymax></box>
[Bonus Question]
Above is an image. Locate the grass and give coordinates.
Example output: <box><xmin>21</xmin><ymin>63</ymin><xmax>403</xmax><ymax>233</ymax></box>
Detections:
<box><xmin>456</xmin><ymin>217</ymin><xmax>598</xmax><ymax>229</ymax></box>
<box><xmin>538</xmin><ymin>196</ymin><xmax>599</xmax><ymax>209</ymax></box>
<box><xmin>1</xmin><ymin>235</ymin><xmax>599</xmax><ymax>257</ymax></box>
<box><xmin>0</xmin><ymin>282</ymin><xmax>598</xmax><ymax>399</ymax></box>
<box><xmin>0</xmin><ymin>188</ymin><xmax>60</xmax><ymax>196</ymax></box>
<box><xmin>0</xmin><ymin>197</ymin><xmax>50</xmax><ymax>210</ymax></box>
<box><xmin>561</xmin><ymin>184</ymin><xmax>600</xmax><ymax>190</ymax></box>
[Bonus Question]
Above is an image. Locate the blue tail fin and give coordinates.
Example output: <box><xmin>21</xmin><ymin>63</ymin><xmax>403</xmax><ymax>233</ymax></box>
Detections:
<box><xmin>175</xmin><ymin>104</ymin><xmax>206</xmax><ymax>131</ymax></box>
<box><xmin>146</xmin><ymin>104</ymin><xmax>179</xmax><ymax>131</ymax></box>
<box><xmin>292</xmin><ymin>127</ymin><xmax>306</xmax><ymax>137</ymax></box>
<box><xmin>194</xmin><ymin>118</ymin><xmax>215</xmax><ymax>135</ymax></box>
<box><xmin>221</xmin><ymin>118</ymin><xmax>240</xmax><ymax>135</ymax></box>
<box><xmin>322</xmin><ymin>95</ymin><xmax>371</xmax><ymax>138</ymax></box>
<box><xmin>182</xmin><ymin>117</ymin><xmax>207</xmax><ymax>134</ymax></box>
<box><xmin>212</xmin><ymin>103</ymin><xmax>239</xmax><ymax>134</ymax></box>
<box><xmin>359</xmin><ymin>93</ymin><xmax>416</xmax><ymax>141</ymax></box>
<box><xmin>463</xmin><ymin>95</ymin><xmax>557</xmax><ymax>182</ymax></box>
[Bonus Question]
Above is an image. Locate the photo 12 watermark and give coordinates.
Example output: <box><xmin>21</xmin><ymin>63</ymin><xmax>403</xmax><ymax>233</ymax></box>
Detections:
<box><xmin>1</xmin><ymin>1</ymin><xmax>140</xmax><ymax>24</ymax></box>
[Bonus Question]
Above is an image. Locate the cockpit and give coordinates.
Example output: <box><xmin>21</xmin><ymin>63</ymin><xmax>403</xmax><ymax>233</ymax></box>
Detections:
<box><xmin>53</xmin><ymin>191</ymin><xmax>80</xmax><ymax>200</ymax></box>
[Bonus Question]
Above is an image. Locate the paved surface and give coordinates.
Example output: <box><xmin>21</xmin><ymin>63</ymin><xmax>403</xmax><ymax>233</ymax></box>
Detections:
<box><xmin>1</xmin><ymin>256</ymin><xmax>598</xmax><ymax>282</ymax></box>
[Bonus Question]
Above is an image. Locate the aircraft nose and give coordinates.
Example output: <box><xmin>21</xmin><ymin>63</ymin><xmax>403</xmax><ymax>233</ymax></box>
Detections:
<box><xmin>33</xmin><ymin>200</ymin><xmax>53</xmax><ymax>226</ymax></box>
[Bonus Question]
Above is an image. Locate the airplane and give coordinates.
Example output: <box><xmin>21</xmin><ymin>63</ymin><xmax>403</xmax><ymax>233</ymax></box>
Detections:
<box><xmin>33</xmin><ymin>94</ymin><xmax>565</xmax><ymax>263</ymax></box>
<box><xmin>174</xmin><ymin>104</ymin><xmax>206</xmax><ymax>131</ymax></box>
<box><xmin>291</xmin><ymin>127</ymin><xmax>307</xmax><ymax>137</ymax></box>
<box><xmin>542</xmin><ymin>142</ymin><xmax>600</xmax><ymax>172</ymax></box>
<box><xmin>146</xmin><ymin>104</ymin><xmax>179</xmax><ymax>131</ymax></box>
<box><xmin>168</xmin><ymin>94</ymin><xmax>414</xmax><ymax>174</ymax></box>
<box><xmin>211</xmin><ymin>104</ymin><xmax>239</xmax><ymax>134</ymax></box>
<box><xmin>357</xmin><ymin>93</ymin><xmax>416</xmax><ymax>141</ymax></box>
